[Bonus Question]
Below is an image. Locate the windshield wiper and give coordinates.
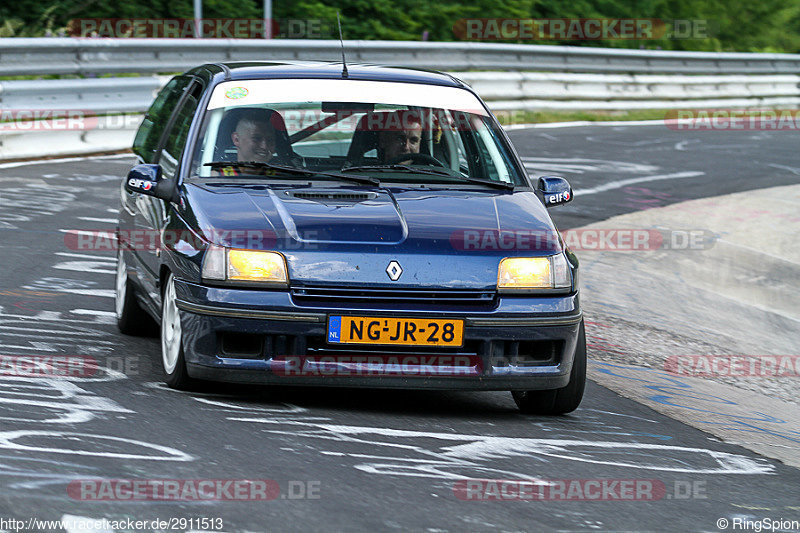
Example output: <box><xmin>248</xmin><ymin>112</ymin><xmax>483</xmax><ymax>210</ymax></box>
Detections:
<box><xmin>204</xmin><ymin>161</ymin><xmax>380</xmax><ymax>186</ymax></box>
<box><xmin>341</xmin><ymin>164</ymin><xmax>514</xmax><ymax>190</ymax></box>
<box><xmin>457</xmin><ymin>176</ymin><xmax>515</xmax><ymax>190</ymax></box>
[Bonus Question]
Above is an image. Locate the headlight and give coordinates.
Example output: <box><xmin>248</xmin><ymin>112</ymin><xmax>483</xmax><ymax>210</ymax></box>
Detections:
<box><xmin>497</xmin><ymin>254</ymin><xmax>571</xmax><ymax>292</ymax></box>
<box><xmin>202</xmin><ymin>245</ymin><xmax>288</xmax><ymax>286</ymax></box>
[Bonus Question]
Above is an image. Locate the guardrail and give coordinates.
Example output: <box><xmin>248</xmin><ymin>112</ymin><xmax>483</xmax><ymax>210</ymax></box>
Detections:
<box><xmin>465</xmin><ymin>72</ymin><xmax>800</xmax><ymax>110</ymax></box>
<box><xmin>3</xmin><ymin>72</ymin><xmax>799</xmax><ymax>117</ymax></box>
<box><xmin>2</xmin><ymin>38</ymin><xmax>800</xmax><ymax>160</ymax></box>
<box><xmin>3</xmin><ymin>38</ymin><xmax>800</xmax><ymax>76</ymax></box>
<box><xmin>0</xmin><ymin>76</ymin><xmax>167</xmax><ymax>113</ymax></box>
<box><xmin>0</xmin><ymin>119</ymin><xmax>141</xmax><ymax>161</ymax></box>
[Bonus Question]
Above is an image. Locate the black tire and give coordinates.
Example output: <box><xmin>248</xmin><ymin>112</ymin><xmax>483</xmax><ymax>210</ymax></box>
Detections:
<box><xmin>115</xmin><ymin>248</ymin><xmax>156</xmax><ymax>336</ymax></box>
<box><xmin>512</xmin><ymin>320</ymin><xmax>586</xmax><ymax>415</ymax></box>
<box><xmin>160</xmin><ymin>273</ymin><xmax>195</xmax><ymax>390</ymax></box>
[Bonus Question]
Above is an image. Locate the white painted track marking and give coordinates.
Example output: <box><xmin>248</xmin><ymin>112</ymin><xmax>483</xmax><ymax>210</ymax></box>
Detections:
<box><xmin>0</xmin><ymin>153</ymin><xmax>132</xmax><ymax>170</ymax></box>
<box><xmin>574</xmin><ymin>171</ymin><xmax>705</xmax><ymax>195</ymax></box>
<box><xmin>77</xmin><ymin>217</ymin><xmax>118</xmax><ymax>224</ymax></box>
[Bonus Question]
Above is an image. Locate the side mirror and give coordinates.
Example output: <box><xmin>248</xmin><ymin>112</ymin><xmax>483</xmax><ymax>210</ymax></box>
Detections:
<box><xmin>537</xmin><ymin>176</ymin><xmax>573</xmax><ymax>207</ymax></box>
<box><xmin>125</xmin><ymin>164</ymin><xmax>178</xmax><ymax>203</ymax></box>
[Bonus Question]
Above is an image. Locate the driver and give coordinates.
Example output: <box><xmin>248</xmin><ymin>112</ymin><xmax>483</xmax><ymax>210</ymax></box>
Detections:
<box><xmin>377</xmin><ymin>110</ymin><xmax>422</xmax><ymax>164</ymax></box>
<box><xmin>231</xmin><ymin>111</ymin><xmax>277</xmax><ymax>163</ymax></box>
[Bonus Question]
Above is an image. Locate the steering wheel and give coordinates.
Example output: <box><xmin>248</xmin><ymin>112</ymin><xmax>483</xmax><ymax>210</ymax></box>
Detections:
<box><xmin>386</xmin><ymin>153</ymin><xmax>446</xmax><ymax>167</ymax></box>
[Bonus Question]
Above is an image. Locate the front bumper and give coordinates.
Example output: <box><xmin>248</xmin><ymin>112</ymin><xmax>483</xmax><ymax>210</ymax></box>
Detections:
<box><xmin>174</xmin><ymin>280</ymin><xmax>582</xmax><ymax>391</ymax></box>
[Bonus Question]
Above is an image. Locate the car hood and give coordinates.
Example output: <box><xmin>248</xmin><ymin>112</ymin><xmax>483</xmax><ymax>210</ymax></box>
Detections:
<box><xmin>183</xmin><ymin>182</ymin><xmax>562</xmax><ymax>288</ymax></box>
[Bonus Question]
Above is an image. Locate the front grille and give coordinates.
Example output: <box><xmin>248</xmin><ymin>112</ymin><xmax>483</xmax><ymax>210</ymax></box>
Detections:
<box><xmin>291</xmin><ymin>286</ymin><xmax>497</xmax><ymax>310</ymax></box>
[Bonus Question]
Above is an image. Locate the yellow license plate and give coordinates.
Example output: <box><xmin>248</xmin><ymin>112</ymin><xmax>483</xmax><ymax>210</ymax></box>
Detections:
<box><xmin>327</xmin><ymin>316</ymin><xmax>464</xmax><ymax>347</ymax></box>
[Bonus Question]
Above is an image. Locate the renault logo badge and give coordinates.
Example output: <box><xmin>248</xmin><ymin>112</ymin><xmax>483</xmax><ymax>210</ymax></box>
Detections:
<box><xmin>386</xmin><ymin>261</ymin><xmax>403</xmax><ymax>281</ymax></box>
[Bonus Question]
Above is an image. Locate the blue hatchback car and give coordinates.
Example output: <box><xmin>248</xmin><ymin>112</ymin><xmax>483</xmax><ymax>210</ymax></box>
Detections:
<box><xmin>116</xmin><ymin>61</ymin><xmax>585</xmax><ymax>414</ymax></box>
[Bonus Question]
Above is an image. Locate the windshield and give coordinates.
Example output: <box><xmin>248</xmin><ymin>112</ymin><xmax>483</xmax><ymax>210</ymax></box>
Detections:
<box><xmin>189</xmin><ymin>79</ymin><xmax>526</xmax><ymax>187</ymax></box>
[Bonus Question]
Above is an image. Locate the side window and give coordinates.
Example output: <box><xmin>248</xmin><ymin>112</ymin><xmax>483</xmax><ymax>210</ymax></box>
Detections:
<box><xmin>157</xmin><ymin>82</ymin><xmax>202</xmax><ymax>179</ymax></box>
<box><xmin>133</xmin><ymin>77</ymin><xmax>191</xmax><ymax>163</ymax></box>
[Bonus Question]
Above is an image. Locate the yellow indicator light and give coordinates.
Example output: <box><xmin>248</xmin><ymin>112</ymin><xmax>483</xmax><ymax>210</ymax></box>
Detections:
<box><xmin>227</xmin><ymin>250</ymin><xmax>287</xmax><ymax>284</ymax></box>
<box><xmin>498</xmin><ymin>257</ymin><xmax>552</xmax><ymax>290</ymax></box>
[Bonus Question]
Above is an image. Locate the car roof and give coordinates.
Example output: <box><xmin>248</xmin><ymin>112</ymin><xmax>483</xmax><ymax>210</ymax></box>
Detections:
<box><xmin>189</xmin><ymin>61</ymin><xmax>466</xmax><ymax>89</ymax></box>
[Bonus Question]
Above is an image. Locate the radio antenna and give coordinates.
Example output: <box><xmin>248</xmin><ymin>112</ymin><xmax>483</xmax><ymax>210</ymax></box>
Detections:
<box><xmin>337</xmin><ymin>12</ymin><xmax>349</xmax><ymax>78</ymax></box>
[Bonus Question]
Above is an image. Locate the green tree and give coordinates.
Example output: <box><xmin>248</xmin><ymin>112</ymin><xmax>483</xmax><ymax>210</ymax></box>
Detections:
<box><xmin>1</xmin><ymin>0</ymin><xmax>798</xmax><ymax>53</ymax></box>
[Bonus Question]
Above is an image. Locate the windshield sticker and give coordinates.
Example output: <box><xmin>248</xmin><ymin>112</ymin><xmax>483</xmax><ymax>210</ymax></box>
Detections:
<box><xmin>225</xmin><ymin>87</ymin><xmax>249</xmax><ymax>100</ymax></box>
